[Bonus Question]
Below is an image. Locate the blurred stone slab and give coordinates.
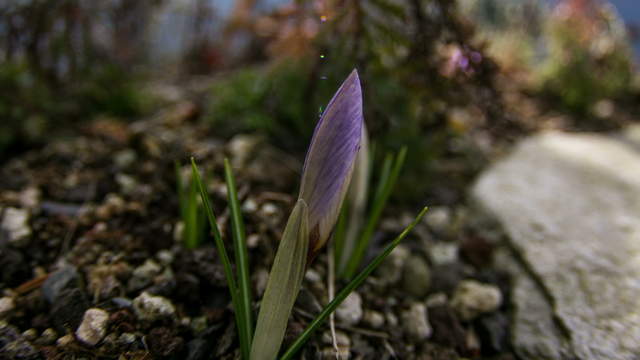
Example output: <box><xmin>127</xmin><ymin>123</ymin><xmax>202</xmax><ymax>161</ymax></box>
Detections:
<box><xmin>473</xmin><ymin>132</ymin><xmax>640</xmax><ymax>360</ymax></box>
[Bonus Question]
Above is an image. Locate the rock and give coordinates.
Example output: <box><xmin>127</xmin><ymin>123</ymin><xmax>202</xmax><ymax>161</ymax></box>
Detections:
<box><xmin>362</xmin><ymin>310</ymin><xmax>385</xmax><ymax>329</ymax></box>
<box><xmin>427</xmin><ymin>242</ymin><xmax>458</xmax><ymax>265</ymax></box>
<box><xmin>402</xmin><ymin>255</ymin><xmax>431</xmax><ymax>297</ymax></box>
<box><xmin>75</xmin><ymin>308</ymin><xmax>109</xmax><ymax>346</ymax></box>
<box><xmin>474</xmin><ymin>132</ymin><xmax>640</xmax><ymax>360</ymax></box>
<box><xmin>114</xmin><ymin>149</ymin><xmax>137</xmax><ymax>168</ymax></box>
<box><xmin>228</xmin><ymin>134</ymin><xmax>262</xmax><ymax>168</ymax></box>
<box><xmin>321</xmin><ymin>330</ymin><xmax>351</xmax><ymax>359</ymax></box>
<box><xmin>402</xmin><ymin>303</ymin><xmax>432</xmax><ymax>342</ymax></box>
<box><xmin>495</xmin><ymin>248</ymin><xmax>573</xmax><ymax>360</ymax></box>
<box><xmin>128</xmin><ymin>259</ymin><xmax>162</xmax><ymax>291</ymax></box>
<box><xmin>19</xmin><ymin>187</ymin><xmax>40</xmax><ymax>209</ymax></box>
<box><xmin>133</xmin><ymin>292</ymin><xmax>176</xmax><ymax>322</ymax></box>
<box><xmin>0</xmin><ymin>297</ymin><xmax>15</xmax><ymax>319</ymax></box>
<box><xmin>36</xmin><ymin>328</ymin><xmax>57</xmax><ymax>346</ymax></box>
<box><xmin>336</xmin><ymin>292</ymin><xmax>363</xmax><ymax>326</ymax></box>
<box><xmin>424</xmin><ymin>206</ymin><xmax>451</xmax><ymax>234</ymax></box>
<box><xmin>118</xmin><ymin>332</ymin><xmax>137</xmax><ymax>347</ymax></box>
<box><xmin>1</xmin><ymin>207</ymin><xmax>31</xmax><ymax>246</ymax></box>
<box><xmin>156</xmin><ymin>250</ymin><xmax>174</xmax><ymax>266</ymax></box>
<box><xmin>450</xmin><ymin>280</ymin><xmax>502</xmax><ymax>321</ymax></box>
<box><xmin>57</xmin><ymin>334</ymin><xmax>75</xmax><ymax>346</ymax></box>
<box><xmin>376</xmin><ymin>244</ymin><xmax>409</xmax><ymax>286</ymax></box>
<box><xmin>51</xmin><ymin>288</ymin><xmax>90</xmax><ymax>332</ymax></box>
<box><xmin>21</xmin><ymin>329</ymin><xmax>37</xmax><ymax>341</ymax></box>
<box><xmin>42</xmin><ymin>265</ymin><xmax>80</xmax><ymax>304</ymax></box>
<box><xmin>190</xmin><ymin>316</ymin><xmax>208</xmax><ymax>335</ymax></box>
<box><xmin>425</xmin><ymin>293</ymin><xmax>448</xmax><ymax>308</ymax></box>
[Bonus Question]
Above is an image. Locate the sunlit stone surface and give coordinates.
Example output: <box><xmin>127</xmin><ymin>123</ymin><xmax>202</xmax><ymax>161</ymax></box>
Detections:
<box><xmin>473</xmin><ymin>132</ymin><xmax>640</xmax><ymax>360</ymax></box>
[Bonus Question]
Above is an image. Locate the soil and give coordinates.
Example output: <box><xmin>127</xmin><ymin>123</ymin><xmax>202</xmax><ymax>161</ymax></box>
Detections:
<box><xmin>0</xmin><ymin>98</ymin><xmax>518</xmax><ymax>360</ymax></box>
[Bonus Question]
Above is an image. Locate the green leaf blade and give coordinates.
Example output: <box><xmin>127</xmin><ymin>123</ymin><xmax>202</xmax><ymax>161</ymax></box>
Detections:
<box><xmin>251</xmin><ymin>199</ymin><xmax>309</xmax><ymax>360</ymax></box>
<box><xmin>224</xmin><ymin>158</ymin><xmax>254</xmax><ymax>347</ymax></box>
<box><xmin>190</xmin><ymin>158</ymin><xmax>249</xmax><ymax>359</ymax></box>
<box><xmin>280</xmin><ymin>206</ymin><xmax>428</xmax><ymax>360</ymax></box>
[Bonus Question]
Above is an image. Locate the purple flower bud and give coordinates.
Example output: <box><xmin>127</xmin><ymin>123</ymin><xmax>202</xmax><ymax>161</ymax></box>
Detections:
<box><xmin>299</xmin><ymin>69</ymin><xmax>363</xmax><ymax>259</ymax></box>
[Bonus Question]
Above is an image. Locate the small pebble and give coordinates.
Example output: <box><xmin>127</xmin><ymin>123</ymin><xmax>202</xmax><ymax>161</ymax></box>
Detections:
<box><xmin>190</xmin><ymin>316</ymin><xmax>208</xmax><ymax>335</ymax></box>
<box><xmin>1</xmin><ymin>207</ymin><xmax>31</xmax><ymax>246</ymax></box>
<box><xmin>320</xmin><ymin>331</ymin><xmax>350</xmax><ymax>360</ymax></box>
<box><xmin>363</xmin><ymin>310</ymin><xmax>385</xmax><ymax>329</ymax></box>
<box><xmin>129</xmin><ymin>259</ymin><xmax>163</xmax><ymax>291</ymax></box>
<box><xmin>118</xmin><ymin>332</ymin><xmax>137</xmax><ymax>346</ymax></box>
<box><xmin>336</xmin><ymin>292</ymin><xmax>363</xmax><ymax>326</ymax></box>
<box><xmin>242</xmin><ymin>198</ymin><xmax>258</xmax><ymax>213</ymax></box>
<box><xmin>402</xmin><ymin>303</ymin><xmax>432</xmax><ymax>342</ymax></box>
<box><xmin>246</xmin><ymin>233</ymin><xmax>260</xmax><ymax>248</ymax></box>
<box><xmin>402</xmin><ymin>255</ymin><xmax>431</xmax><ymax>297</ymax></box>
<box><xmin>38</xmin><ymin>328</ymin><xmax>58</xmax><ymax>346</ymax></box>
<box><xmin>425</xmin><ymin>292</ymin><xmax>448</xmax><ymax>307</ymax></box>
<box><xmin>450</xmin><ymin>280</ymin><xmax>502</xmax><ymax>321</ymax></box>
<box><xmin>156</xmin><ymin>250</ymin><xmax>174</xmax><ymax>266</ymax></box>
<box><xmin>304</xmin><ymin>269</ymin><xmax>321</xmax><ymax>283</ymax></box>
<box><xmin>428</xmin><ymin>242</ymin><xmax>459</xmax><ymax>265</ymax></box>
<box><xmin>133</xmin><ymin>292</ymin><xmax>176</xmax><ymax>321</ymax></box>
<box><xmin>376</xmin><ymin>244</ymin><xmax>409</xmax><ymax>286</ymax></box>
<box><xmin>76</xmin><ymin>308</ymin><xmax>109</xmax><ymax>346</ymax></box>
<box><xmin>0</xmin><ymin>296</ymin><xmax>15</xmax><ymax>318</ymax></box>
<box><xmin>42</xmin><ymin>265</ymin><xmax>79</xmax><ymax>303</ymax></box>
<box><xmin>424</xmin><ymin>206</ymin><xmax>451</xmax><ymax>234</ymax></box>
<box><xmin>57</xmin><ymin>334</ymin><xmax>75</xmax><ymax>346</ymax></box>
<box><xmin>21</xmin><ymin>328</ymin><xmax>37</xmax><ymax>341</ymax></box>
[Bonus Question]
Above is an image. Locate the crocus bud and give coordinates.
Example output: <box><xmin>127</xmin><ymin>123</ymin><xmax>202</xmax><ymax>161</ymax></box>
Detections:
<box><xmin>299</xmin><ymin>69</ymin><xmax>363</xmax><ymax>259</ymax></box>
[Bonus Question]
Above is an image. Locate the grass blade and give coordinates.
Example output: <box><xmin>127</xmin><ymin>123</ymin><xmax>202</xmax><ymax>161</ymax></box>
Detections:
<box><xmin>280</xmin><ymin>206</ymin><xmax>428</xmax><ymax>360</ymax></box>
<box><xmin>342</xmin><ymin>146</ymin><xmax>407</xmax><ymax>278</ymax></box>
<box><xmin>251</xmin><ymin>200</ymin><xmax>309</xmax><ymax>360</ymax></box>
<box><xmin>223</xmin><ymin>158</ymin><xmax>254</xmax><ymax>355</ymax></box>
<box><xmin>190</xmin><ymin>158</ymin><xmax>249</xmax><ymax>359</ymax></box>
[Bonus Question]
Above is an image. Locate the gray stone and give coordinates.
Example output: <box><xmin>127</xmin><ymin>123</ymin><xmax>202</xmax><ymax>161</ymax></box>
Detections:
<box><xmin>42</xmin><ymin>265</ymin><xmax>80</xmax><ymax>304</ymax></box>
<box><xmin>336</xmin><ymin>291</ymin><xmax>363</xmax><ymax>326</ymax></box>
<box><xmin>75</xmin><ymin>308</ymin><xmax>109</xmax><ymax>346</ymax></box>
<box><xmin>473</xmin><ymin>132</ymin><xmax>640</xmax><ymax>360</ymax></box>
<box><xmin>402</xmin><ymin>303</ymin><xmax>432</xmax><ymax>342</ymax></box>
<box><xmin>133</xmin><ymin>292</ymin><xmax>176</xmax><ymax>321</ymax></box>
<box><xmin>427</xmin><ymin>242</ymin><xmax>458</xmax><ymax>265</ymax></box>
<box><xmin>424</xmin><ymin>206</ymin><xmax>451</xmax><ymax>234</ymax></box>
<box><xmin>128</xmin><ymin>259</ymin><xmax>162</xmax><ymax>291</ymax></box>
<box><xmin>362</xmin><ymin>310</ymin><xmax>385</xmax><ymax>329</ymax></box>
<box><xmin>450</xmin><ymin>280</ymin><xmax>502</xmax><ymax>321</ymax></box>
<box><xmin>495</xmin><ymin>248</ymin><xmax>573</xmax><ymax>360</ymax></box>
<box><xmin>376</xmin><ymin>244</ymin><xmax>409</xmax><ymax>286</ymax></box>
<box><xmin>402</xmin><ymin>255</ymin><xmax>431</xmax><ymax>297</ymax></box>
<box><xmin>1</xmin><ymin>207</ymin><xmax>31</xmax><ymax>246</ymax></box>
<box><xmin>0</xmin><ymin>297</ymin><xmax>15</xmax><ymax>319</ymax></box>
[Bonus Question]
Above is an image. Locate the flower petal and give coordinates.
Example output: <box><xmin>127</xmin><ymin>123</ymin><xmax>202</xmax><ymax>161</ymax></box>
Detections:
<box><xmin>299</xmin><ymin>69</ymin><xmax>363</xmax><ymax>255</ymax></box>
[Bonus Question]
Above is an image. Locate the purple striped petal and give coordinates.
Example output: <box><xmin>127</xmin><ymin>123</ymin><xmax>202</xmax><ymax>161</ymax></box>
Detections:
<box><xmin>299</xmin><ymin>69</ymin><xmax>363</xmax><ymax>256</ymax></box>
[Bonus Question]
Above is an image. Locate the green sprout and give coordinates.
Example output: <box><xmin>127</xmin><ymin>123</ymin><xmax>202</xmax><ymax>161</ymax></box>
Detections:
<box><xmin>190</xmin><ymin>69</ymin><xmax>427</xmax><ymax>359</ymax></box>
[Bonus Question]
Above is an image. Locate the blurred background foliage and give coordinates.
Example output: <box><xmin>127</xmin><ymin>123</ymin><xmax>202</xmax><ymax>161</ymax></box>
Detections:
<box><xmin>1</xmin><ymin>0</ymin><xmax>639</xmax><ymax>203</ymax></box>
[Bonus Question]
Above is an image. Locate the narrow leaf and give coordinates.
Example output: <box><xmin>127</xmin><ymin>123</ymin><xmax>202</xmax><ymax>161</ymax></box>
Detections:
<box><xmin>190</xmin><ymin>158</ymin><xmax>249</xmax><ymax>359</ymax></box>
<box><xmin>251</xmin><ymin>199</ymin><xmax>309</xmax><ymax>360</ymax></box>
<box><xmin>343</xmin><ymin>146</ymin><xmax>407</xmax><ymax>278</ymax></box>
<box><xmin>224</xmin><ymin>158</ymin><xmax>254</xmax><ymax>347</ymax></box>
<box><xmin>280</xmin><ymin>206</ymin><xmax>429</xmax><ymax>360</ymax></box>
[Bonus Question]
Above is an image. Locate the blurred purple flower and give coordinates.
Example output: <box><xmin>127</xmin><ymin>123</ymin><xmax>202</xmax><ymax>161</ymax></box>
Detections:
<box><xmin>299</xmin><ymin>69</ymin><xmax>363</xmax><ymax>259</ymax></box>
